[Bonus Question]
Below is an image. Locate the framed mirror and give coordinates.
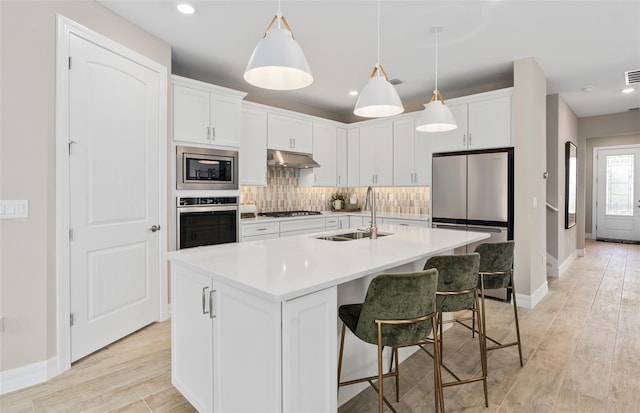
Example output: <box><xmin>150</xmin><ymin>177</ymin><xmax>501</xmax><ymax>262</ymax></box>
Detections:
<box><xmin>565</xmin><ymin>141</ymin><xmax>577</xmax><ymax>229</ymax></box>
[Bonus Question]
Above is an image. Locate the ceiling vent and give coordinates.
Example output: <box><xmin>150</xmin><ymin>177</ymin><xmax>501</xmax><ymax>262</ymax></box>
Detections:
<box><xmin>625</xmin><ymin>69</ymin><xmax>640</xmax><ymax>85</ymax></box>
<box><xmin>389</xmin><ymin>78</ymin><xmax>403</xmax><ymax>86</ymax></box>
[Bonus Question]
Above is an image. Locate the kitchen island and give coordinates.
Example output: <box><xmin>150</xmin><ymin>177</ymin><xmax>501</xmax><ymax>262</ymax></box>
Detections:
<box><xmin>167</xmin><ymin>225</ymin><xmax>489</xmax><ymax>412</ymax></box>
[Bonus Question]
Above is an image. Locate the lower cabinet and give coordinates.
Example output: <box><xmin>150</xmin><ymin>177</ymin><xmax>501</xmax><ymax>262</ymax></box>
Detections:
<box><xmin>171</xmin><ymin>263</ymin><xmax>281</xmax><ymax>412</ymax></box>
<box><xmin>171</xmin><ymin>262</ymin><xmax>338</xmax><ymax>412</ymax></box>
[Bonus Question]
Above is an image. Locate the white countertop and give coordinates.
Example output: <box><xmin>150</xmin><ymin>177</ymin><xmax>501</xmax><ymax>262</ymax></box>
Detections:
<box><xmin>167</xmin><ymin>225</ymin><xmax>488</xmax><ymax>302</ymax></box>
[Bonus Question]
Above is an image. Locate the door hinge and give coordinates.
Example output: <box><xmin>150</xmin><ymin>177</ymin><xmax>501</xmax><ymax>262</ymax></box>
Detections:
<box><xmin>70</xmin><ymin>313</ymin><xmax>75</xmax><ymax>326</ymax></box>
<box><xmin>69</xmin><ymin>228</ymin><xmax>74</xmax><ymax>241</ymax></box>
<box><xmin>68</xmin><ymin>56</ymin><xmax>72</xmax><ymax>70</ymax></box>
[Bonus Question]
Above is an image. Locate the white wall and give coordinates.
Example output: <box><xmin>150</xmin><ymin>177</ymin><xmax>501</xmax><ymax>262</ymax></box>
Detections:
<box><xmin>546</xmin><ymin>94</ymin><xmax>578</xmax><ymax>275</ymax></box>
<box><xmin>512</xmin><ymin>57</ymin><xmax>548</xmax><ymax>305</ymax></box>
<box><xmin>0</xmin><ymin>0</ymin><xmax>171</xmax><ymax>376</ymax></box>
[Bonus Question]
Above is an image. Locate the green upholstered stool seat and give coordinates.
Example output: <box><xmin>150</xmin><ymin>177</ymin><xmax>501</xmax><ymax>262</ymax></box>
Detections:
<box><xmin>337</xmin><ymin>270</ymin><xmax>444</xmax><ymax>413</ymax></box>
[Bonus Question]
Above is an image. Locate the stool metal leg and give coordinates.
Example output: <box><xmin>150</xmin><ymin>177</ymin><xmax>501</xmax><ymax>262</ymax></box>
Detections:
<box><xmin>509</xmin><ymin>270</ymin><xmax>524</xmax><ymax>366</ymax></box>
<box><xmin>337</xmin><ymin>323</ymin><xmax>346</xmax><ymax>396</ymax></box>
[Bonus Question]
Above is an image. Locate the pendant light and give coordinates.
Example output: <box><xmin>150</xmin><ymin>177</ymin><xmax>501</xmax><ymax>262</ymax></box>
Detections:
<box><xmin>244</xmin><ymin>0</ymin><xmax>313</xmax><ymax>90</ymax></box>
<box><xmin>353</xmin><ymin>0</ymin><xmax>404</xmax><ymax>118</ymax></box>
<box><xmin>416</xmin><ymin>26</ymin><xmax>457</xmax><ymax>132</ymax></box>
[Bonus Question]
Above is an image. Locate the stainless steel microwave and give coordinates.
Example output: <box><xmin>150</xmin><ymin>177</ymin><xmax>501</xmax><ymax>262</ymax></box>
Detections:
<box><xmin>176</xmin><ymin>145</ymin><xmax>238</xmax><ymax>190</ymax></box>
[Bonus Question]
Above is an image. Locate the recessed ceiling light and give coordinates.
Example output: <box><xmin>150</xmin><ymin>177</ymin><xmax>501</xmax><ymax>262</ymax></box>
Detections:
<box><xmin>349</xmin><ymin>90</ymin><xmax>358</xmax><ymax>96</ymax></box>
<box><xmin>177</xmin><ymin>3</ymin><xmax>195</xmax><ymax>14</ymax></box>
<box><xmin>622</xmin><ymin>87</ymin><xmax>636</xmax><ymax>94</ymax></box>
<box><xmin>581</xmin><ymin>86</ymin><xmax>594</xmax><ymax>92</ymax></box>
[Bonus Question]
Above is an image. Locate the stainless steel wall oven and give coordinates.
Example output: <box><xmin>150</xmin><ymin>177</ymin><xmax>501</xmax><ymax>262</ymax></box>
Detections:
<box><xmin>177</xmin><ymin>197</ymin><xmax>238</xmax><ymax>249</ymax></box>
<box><xmin>176</xmin><ymin>145</ymin><xmax>238</xmax><ymax>190</ymax></box>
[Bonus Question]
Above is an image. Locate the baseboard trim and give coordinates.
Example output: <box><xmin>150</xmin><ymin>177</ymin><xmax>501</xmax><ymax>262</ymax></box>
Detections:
<box><xmin>546</xmin><ymin>254</ymin><xmax>559</xmax><ymax>277</ymax></box>
<box><xmin>0</xmin><ymin>356</ymin><xmax>60</xmax><ymax>395</ymax></box>
<box><xmin>558</xmin><ymin>250</ymin><xmax>578</xmax><ymax>275</ymax></box>
<box><xmin>516</xmin><ymin>280</ymin><xmax>548</xmax><ymax>309</ymax></box>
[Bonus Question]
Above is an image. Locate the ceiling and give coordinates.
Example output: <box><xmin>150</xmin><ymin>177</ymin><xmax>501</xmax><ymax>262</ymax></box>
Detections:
<box><xmin>97</xmin><ymin>0</ymin><xmax>640</xmax><ymax>123</ymax></box>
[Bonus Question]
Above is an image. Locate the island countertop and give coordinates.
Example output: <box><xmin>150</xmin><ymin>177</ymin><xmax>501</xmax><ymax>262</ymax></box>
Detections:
<box><xmin>167</xmin><ymin>225</ymin><xmax>489</xmax><ymax>302</ymax></box>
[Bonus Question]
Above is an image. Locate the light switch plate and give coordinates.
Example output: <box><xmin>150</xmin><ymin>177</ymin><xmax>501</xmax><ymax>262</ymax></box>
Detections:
<box><xmin>0</xmin><ymin>200</ymin><xmax>29</xmax><ymax>219</ymax></box>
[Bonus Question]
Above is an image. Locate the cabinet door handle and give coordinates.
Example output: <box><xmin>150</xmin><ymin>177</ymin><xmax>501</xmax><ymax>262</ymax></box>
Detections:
<box><xmin>209</xmin><ymin>289</ymin><xmax>216</xmax><ymax>319</ymax></box>
<box><xmin>469</xmin><ymin>133</ymin><xmax>472</xmax><ymax>146</ymax></box>
<box><xmin>463</xmin><ymin>134</ymin><xmax>466</xmax><ymax>146</ymax></box>
<box><xmin>256</xmin><ymin>227</ymin><xmax>267</xmax><ymax>231</ymax></box>
<box><xmin>211</xmin><ymin>126</ymin><xmax>215</xmax><ymax>138</ymax></box>
<box><xmin>202</xmin><ymin>286</ymin><xmax>209</xmax><ymax>314</ymax></box>
<box><xmin>207</xmin><ymin>126</ymin><xmax>211</xmax><ymax>139</ymax></box>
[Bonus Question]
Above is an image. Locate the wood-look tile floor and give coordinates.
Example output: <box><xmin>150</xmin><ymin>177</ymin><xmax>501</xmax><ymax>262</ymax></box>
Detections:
<box><xmin>2</xmin><ymin>239</ymin><xmax>638</xmax><ymax>412</ymax></box>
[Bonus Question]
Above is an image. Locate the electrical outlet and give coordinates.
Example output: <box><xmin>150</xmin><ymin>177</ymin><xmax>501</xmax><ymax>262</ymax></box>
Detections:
<box><xmin>321</xmin><ymin>194</ymin><xmax>326</xmax><ymax>201</ymax></box>
<box><xmin>388</xmin><ymin>193</ymin><xmax>394</xmax><ymax>201</ymax></box>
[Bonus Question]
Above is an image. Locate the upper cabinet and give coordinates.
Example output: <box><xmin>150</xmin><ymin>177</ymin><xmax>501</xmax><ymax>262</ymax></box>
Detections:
<box><xmin>358</xmin><ymin>122</ymin><xmax>393</xmax><ymax>187</ymax></box>
<box><xmin>299</xmin><ymin>122</ymin><xmax>337</xmax><ymax>187</ymax></box>
<box><xmin>267</xmin><ymin>113</ymin><xmax>313</xmax><ymax>154</ymax></box>
<box><xmin>430</xmin><ymin>88</ymin><xmax>512</xmax><ymax>154</ymax></box>
<box><xmin>336</xmin><ymin>128</ymin><xmax>348</xmax><ymax>187</ymax></box>
<box><xmin>240</xmin><ymin>105</ymin><xmax>267</xmax><ymax>186</ymax></box>
<box><xmin>172</xmin><ymin>75</ymin><xmax>246</xmax><ymax>148</ymax></box>
<box><xmin>393</xmin><ymin>116</ymin><xmax>431</xmax><ymax>186</ymax></box>
<box><xmin>347</xmin><ymin>128</ymin><xmax>360</xmax><ymax>187</ymax></box>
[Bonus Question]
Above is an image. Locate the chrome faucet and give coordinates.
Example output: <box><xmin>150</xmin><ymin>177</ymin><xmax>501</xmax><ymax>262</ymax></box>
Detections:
<box><xmin>364</xmin><ymin>186</ymin><xmax>378</xmax><ymax>239</ymax></box>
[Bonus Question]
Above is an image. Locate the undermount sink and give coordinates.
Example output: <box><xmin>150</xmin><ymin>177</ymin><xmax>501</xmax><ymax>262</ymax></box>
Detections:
<box><xmin>314</xmin><ymin>231</ymin><xmax>391</xmax><ymax>242</ymax></box>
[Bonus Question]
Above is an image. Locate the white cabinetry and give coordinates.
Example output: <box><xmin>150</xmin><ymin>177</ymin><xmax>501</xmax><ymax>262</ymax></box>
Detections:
<box><xmin>430</xmin><ymin>88</ymin><xmax>512</xmax><ymax>153</ymax></box>
<box><xmin>299</xmin><ymin>122</ymin><xmax>337</xmax><ymax>187</ymax></box>
<box><xmin>347</xmin><ymin>128</ymin><xmax>360</xmax><ymax>187</ymax></box>
<box><xmin>359</xmin><ymin>122</ymin><xmax>393</xmax><ymax>186</ymax></box>
<box><xmin>336</xmin><ymin>128</ymin><xmax>348</xmax><ymax>187</ymax></box>
<box><xmin>325</xmin><ymin>216</ymin><xmax>339</xmax><ymax>230</ymax></box>
<box><xmin>282</xmin><ymin>286</ymin><xmax>337</xmax><ymax>412</ymax></box>
<box><xmin>267</xmin><ymin>113</ymin><xmax>313</xmax><ymax>154</ymax></box>
<box><xmin>173</xmin><ymin>75</ymin><xmax>246</xmax><ymax>147</ymax></box>
<box><xmin>384</xmin><ymin>217</ymin><xmax>429</xmax><ymax>227</ymax></box>
<box><xmin>394</xmin><ymin>116</ymin><xmax>431</xmax><ymax>186</ymax></box>
<box><xmin>241</xmin><ymin>221</ymin><xmax>279</xmax><ymax>242</ymax></box>
<box><xmin>240</xmin><ymin>106</ymin><xmax>267</xmax><ymax>186</ymax></box>
<box><xmin>171</xmin><ymin>263</ymin><xmax>281</xmax><ymax>412</ymax></box>
<box><xmin>279</xmin><ymin>217</ymin><xmax>326</xmax><ymax>237</ymax></box>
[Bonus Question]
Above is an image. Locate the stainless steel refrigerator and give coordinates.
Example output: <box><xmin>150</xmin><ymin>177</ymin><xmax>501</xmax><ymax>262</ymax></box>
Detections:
<box><xmin>431</xmin><ymin>148</ymin><xmax>514</xmax><ymax>300</ymax></box>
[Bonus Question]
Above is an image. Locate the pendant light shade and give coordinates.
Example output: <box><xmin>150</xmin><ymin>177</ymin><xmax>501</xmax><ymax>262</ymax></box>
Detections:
<box><xmin>354</xmin><ymin>65</ymin><xmax>404</xmax><ymax>118</ymax></box>
<box><xmin>416</xmin><ymin>26</ymin><xmax>457</xmax><ymax>132</ymax></box>
<box><xmin>244</xmin><ymin>13</ymin><xmax>313</xmax><ymax>91</ymax></box>
<box><xmin>416</xmin><ymin>92</ymin><xmax>457</xmax><ymax>132</ymax></box>
<box><xmin>353</xmin><ymin>0</ymin><xmax>403</xmax><ymax>118</ymax></box>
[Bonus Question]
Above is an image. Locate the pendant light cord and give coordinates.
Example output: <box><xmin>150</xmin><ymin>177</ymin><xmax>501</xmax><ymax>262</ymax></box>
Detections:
<box><xmin>434</xmin><ymin>27</ymin><xmax>439</xmax><ymax>97</ymax></box>
<box><xmin>376</xmin><ymin>0</ymin><xmax>381</xmax><ymax>69</ymax></box>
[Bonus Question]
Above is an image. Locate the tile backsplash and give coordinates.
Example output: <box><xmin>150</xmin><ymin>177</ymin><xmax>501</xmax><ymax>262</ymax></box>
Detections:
<box><xmin>241</xmin><ymin>167</ymin><xmax>430</xmax><ymax>215</ymax></box>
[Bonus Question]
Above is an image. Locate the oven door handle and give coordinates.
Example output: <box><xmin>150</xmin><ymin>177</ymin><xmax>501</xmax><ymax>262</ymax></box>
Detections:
<box><xmin>177</xmin><ymin>205</ymin><xmax>238</xmax><ymax>214</ymax></box>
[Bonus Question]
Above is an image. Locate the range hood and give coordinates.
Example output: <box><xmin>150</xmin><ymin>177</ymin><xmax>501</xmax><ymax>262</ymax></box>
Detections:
<box><xmin>267</xmin><ymin>150</ymin><xmax>320</xmax><ymax>168</ymax></box>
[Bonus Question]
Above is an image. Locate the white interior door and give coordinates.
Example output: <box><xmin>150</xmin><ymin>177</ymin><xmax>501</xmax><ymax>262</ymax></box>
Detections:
<box><xmin>69</xmin><ymin>33</ymin><xmax>161</xmax><ymax>361</ymax></box>
<box><xmin>595</xmin><ymin>146</ymin><xmax>640</xmax><ymax>242</ymax></box>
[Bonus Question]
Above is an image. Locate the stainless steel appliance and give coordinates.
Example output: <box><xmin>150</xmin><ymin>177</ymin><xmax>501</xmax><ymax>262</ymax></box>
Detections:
<box><xmin>176</xmin><ymin>145</ymin><xmax>238</xmax><ymax>190</ymax></box>
<box><xmin>258</xmin><ymin>210</ymin><xmax>322</xmax><ymax>218</ymax></box>
<box><xmin>177</xmin><ymin>197</ymin><xmax>239</xmax><ymax>249</ymax></box>
<box><xmin>431</xmin><ymin>148</ymin><xmax>514</xmax><ymax>300</ymax></box>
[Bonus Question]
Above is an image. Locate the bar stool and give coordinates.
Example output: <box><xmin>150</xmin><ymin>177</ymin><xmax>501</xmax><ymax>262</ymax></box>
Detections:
<box><xmin>423</xmin><ymin>253</ymin><xmax>488</xmax><ymax>408</ymax></box>
<box><xmin>474</xmin><ymin>241</ymin><xmax>523</xmax><ymax>366</ymax></box>
<box><xmin>337</xmin><ymin>270</ymin><xmax>444</xmax><ymax>413</ymax></box>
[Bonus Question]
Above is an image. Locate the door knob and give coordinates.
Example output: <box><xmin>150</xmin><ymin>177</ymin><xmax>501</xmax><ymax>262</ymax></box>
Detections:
<box><xmin>149</xmin><ymin>225</ymin><xmax>161</xmax><ymax>232</ymax></box>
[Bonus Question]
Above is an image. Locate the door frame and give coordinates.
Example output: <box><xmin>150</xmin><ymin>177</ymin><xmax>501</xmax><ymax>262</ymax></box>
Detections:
<box><xmin>592</xmin><ymin>143</ymin><xmax>640</xmax><ymax>241</ymax></box>
<box><xmin>55</xmin><ymin>15</ymin><xmax>168</xmax><ymax>373</ymax></box>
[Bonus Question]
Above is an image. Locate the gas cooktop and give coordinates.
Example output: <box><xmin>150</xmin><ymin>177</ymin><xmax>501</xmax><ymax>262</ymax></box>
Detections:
<box><xmin>258</xmin><ymin>210</ymin><xmax>322</xmax><ymax>218</ymax></box>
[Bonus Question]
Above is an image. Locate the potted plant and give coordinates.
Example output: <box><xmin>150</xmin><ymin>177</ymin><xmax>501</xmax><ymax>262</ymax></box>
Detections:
<box><xmin>330</xmin><ymin>192</ymin><xmax>345</xmax><ymax>210</ymax></box>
